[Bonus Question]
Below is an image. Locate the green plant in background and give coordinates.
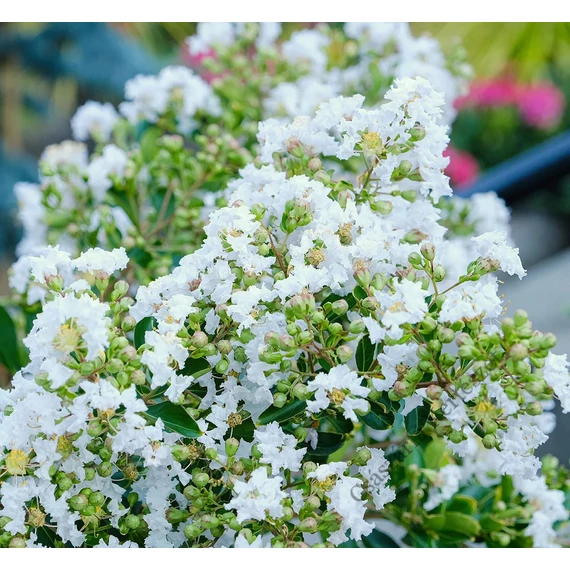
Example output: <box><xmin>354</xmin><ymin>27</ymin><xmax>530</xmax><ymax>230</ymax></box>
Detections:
<box><xmin>414</xmin><ymin>23</ymin><xmax>570</xmax><ymax>81</ymax></box>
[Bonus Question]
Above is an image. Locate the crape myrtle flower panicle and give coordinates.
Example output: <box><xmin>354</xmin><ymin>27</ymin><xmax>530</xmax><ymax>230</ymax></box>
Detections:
<box><xmin>2</xmin><ymin>76</ymin><xmax>569</xmax><ymax>548</ymax></box>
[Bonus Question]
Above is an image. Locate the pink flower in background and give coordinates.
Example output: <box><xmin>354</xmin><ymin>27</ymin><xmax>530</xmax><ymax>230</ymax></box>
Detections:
<box><xmin>456</xmin><ymin>77</ymin><xmax>565</xmax><ymax>131</ymax></box>
<box><xmin>444</xmin><ymin>146</ymin><xmax>480</xmax><ymax>187</ymax></box>
<box><xmin>181</xmin><ymin>45</ymin><xmax>223</xmax><ymax>84</ymax></box>
<box><xmin>455</xmin><ymin>78</ymin><xmax>519</xmax><ymax>110</ymax></box>
<box><xmin>517</xmin><ymin>84</ymin><xmax>564</xmax><ymax>129</ymax></box>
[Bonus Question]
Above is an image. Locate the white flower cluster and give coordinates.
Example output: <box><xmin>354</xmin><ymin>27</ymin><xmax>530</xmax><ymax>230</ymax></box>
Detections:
<box><xmin>3</xmin><ymin>43</ymin><xmax>569</xmax><ymax>548</ymax></box>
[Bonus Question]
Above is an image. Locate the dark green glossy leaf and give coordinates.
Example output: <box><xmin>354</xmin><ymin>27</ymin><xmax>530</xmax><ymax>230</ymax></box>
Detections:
<box><xmin>308</xmin><ymin>432</ymin><xmax>345</xmax><ymax>457</ymax></box>
<box><xmin>144</xmin><ymin>401</ymin><xmax>201</xmax><ymax>438</ymax></box>
<box><xmin>356</xmin><ymin>335</ymin><xmax>375</xmax><ymax>372</ymax></box>
<box><xmin>361</xmin><ymin>401</ymin><xmax>395</xmax><ymax>431</ymax></box>
<box><xmin>361</xmin><ymin>529</ymin><xmax>400</xmax><ymax>548</ymax></box>
<box><xmin>0</xmin><ymin>306</ymin><xmax>21</xmax><ymax>373</ymax></box>
<box><xmin>134</xmin><ymin>316</ymin><xmax>156</xmax><ymax>349</ymax></box>
<box><xmin>404</xmin><ymin>400</ymin><xmax>430</xmax><ymax>436</ymax></box>
<box><xmin>231</xmin><ymin>417</ymin><xmax>255</xmax><ymax>442</ymax></box>
<box><xmin>320</xmin><ymin>413</ymin><xmax>354</xmax><ymax>435</ymax></box>
<box><xmin>178</xmin><ymin>356</ymin><xmax>210</xmax><ymax>379</ymax></box>
<box><xmin>259</xmin><ymin>399</ymin><xmax>307</xmax><ymax>425</ymax></box>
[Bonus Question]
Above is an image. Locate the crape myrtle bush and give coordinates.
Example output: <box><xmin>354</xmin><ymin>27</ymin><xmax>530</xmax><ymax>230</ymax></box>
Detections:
<box><xmin>1</xmin><ymin>23</ymin><xmax>570</xmax><ymax>549</ymax></box>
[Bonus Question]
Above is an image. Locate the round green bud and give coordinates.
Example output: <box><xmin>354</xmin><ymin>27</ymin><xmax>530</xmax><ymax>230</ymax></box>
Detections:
<box><xmin>509</xmin><ymin>343</ymin><xmax>528</xmax><ymax>361</ymax></box>
<box><xmin>225</xmin><ymin>437</ymin><xmax>240</xmax><ymax>457</ymax></box>
<box><xmin>215</xmin><ymin>357</ymin><xmax>229</xmax><ymax>375</ymax></box>
<box><xmin>482</xmin><ymin>434</ymin><xmax>498</xmax><ymax>449</ymax></box>
<box><xmin>125</xmin><ymin>514</ymin><xmax>141</xmax><ymax>530</ymax></box>
<box><xmin>299</xmin><ymin>517</ymin><xmax>318</xmax><ymax>533</ymax></box>
<box><xmin>336</xmin><ymin>345</ymin><xmax>354</xmax><ymax>363</ymax></box>
<box><xmin>184</xmin><ymin>523</ymin><xmax>202</xmax><ymax>540</ymax></box>
<box><xmin>331</xmin><ymin>299</ymin><xmax>349</xmax><ymax>316</ymax></box>
<box><xmin>273</xmin><ymin>393</ymin><xmax>288</xmax><ymax>408</ymax></box>
<box><xmin>89</xmin><ymin>491</ymin><xmax>105</xmax><ymax>507</ymax></box>
<box><xmin>193</xmin><ymin>472</ymin><xmax>210</xmax><ymax>488</ymax></box>
<box><xmin>68</xmin><ymin>494</ymin><xmax>89</xmax><ymax>512</ymax></box>
<box><xmin>353</xmin><ymin>447</ymin><xmax>372</xmax><ymax>466</ymax></box>
<box><xmin>349</xmin><ymin>319</ymin><xmax>366</xmax><ymax>335</ymax></box>
<box><xmin>420</xmin><ymin>242</ymin><xmax>436</xmax><ymax>261</ymax></box>
<box><xmin>526</xmin><ymin>402</ymin><xmax>543</xmax><ymax>416</ymax></box>
<box><xmin>292</xmin><ymin>383</ymin><xmax>310</xmax><ymax>401</ymax></box>
<box><xmin>97</xmin><ymin>461</ymin><xmax>113</xmax><ymax>478</ymax></box>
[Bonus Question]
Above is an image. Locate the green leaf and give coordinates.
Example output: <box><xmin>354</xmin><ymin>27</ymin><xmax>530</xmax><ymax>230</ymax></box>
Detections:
<box><xmin>447</xmin><ymin>495</ymin><xmax>477</xmax><ymax>515</ymax></box>
<box><xmin>178</xmin><ymin>357</ymin><xmax>210</xmax><ymax>379</ymax></box>
<box><xmin>0</xmin><ymin>306</ymin><xmax>21</xmax><ymax>373</ymax></box>
<box><xmin>144</xmin><ymin>402</ymin><xmax>201</xmax><ymax>438</ymax></box>
<box><xmin>139</xmin><ymin>126</ymin><xmax>162</xmax><ymax>162</ymax></box>
<box><xmin>361</xmin><ymin>530</ymin><xmax>400</xmax><ymax>548</ymax></box>
<box><xmin>134</xmin><ymin>317</ymin><xmax>156</xmax><ymax>349</ymax></box>
<box><xmin>360</xmin><ymin>401</ymin><xmax>395</xmax><ymax>431</ymax></box>
<box><xmin>232</xmin><ymin>417</ymin><xmax>255</xmax><ymax>442</ymax></box>
<box><xmin>307</xmin><ymin>432</ymin><xmax>345</xmax><ymax>458</ymax></box>
<box><xmin>320</xmin><ymin>413</ymin><xmax>354</xmax><ymax>435</ymax></box>
<box><xmin>423</xmin><ymin>439</ymin><xmax>448</xmax><ymax>470</ymax></box>
<box><xmin>259</xmin><ymin>399</ymin><xmax>307</xmax><ymax>425</ymax></box>
<box><xmin>480</xmin><ymin>514</ymin><xmax>504</xmax><ymax>532</ymax></box>
<box><xmin>356</xmin><ymin>335</ymin><xmax>375</xmax><ymax>372</ymax></box>
<box><xmin>501</xmin><ymin>475</ymin><xmax>514</xmax><ymax>503</ymax></box>
<box><xmin>442</xmin><ymin>512</ymin><xmax>480</xmax><ymax>536</ymax></box>
<box><xmin>404</xmin><ymin>400</ymin><xmax>431</xmax><ymax>436</ymax></box>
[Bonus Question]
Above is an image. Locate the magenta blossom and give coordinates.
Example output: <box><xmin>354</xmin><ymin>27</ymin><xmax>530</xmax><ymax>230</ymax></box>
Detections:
<box><xmin>517</xmin><ymin>84</ymin><xmax>564</xmax><ymax>130</ymax></box>
<box><xmin>444</xmin><ymin>146</ymin><xmax>480</xmax><ymax>188</ymax></box>
<box><xmin>456</xmin><ymin>77</ymin><xmax>565</xmax><ymax>131</ymax></box>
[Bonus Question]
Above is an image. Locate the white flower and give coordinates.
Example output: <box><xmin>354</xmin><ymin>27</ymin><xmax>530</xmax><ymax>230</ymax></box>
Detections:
<box><xmin>73</xmin><ymin>247</ymin><xmax>129</xmax><ymax>275</ymax></box>
<box><xmin>226</xmin><ymin>468</ymin><xmax>286</xmax><ymax>523</ymax></box>
<box><xmin>71</xmin><ymin>101</ymin><xmax>118</xmax><ymax>142</ymax></box>
<box><xmin>424</xmin><ymin>464</ymin><xmax>462</xmax><ymax>510</ymax></box>
<box><xmin>87</xmin><ymin>144</ymin><xmax>128</xmax><ymax>201</ymax></box>
<box><xmin>254</xmin><ymin>422</ymin><xmax>306</xmax><ymax>473</ymax></box>
<box><xmin>472</xmin><ymin>231</ymin><xmax>526</xmax><ymax>279</ymax></box>
<box><xmin>544</xmin><ymin>353</ymin><xmax>570</xmax><ymax>413</ymax></box>
<box><xmin>306</xmin><ymin>365</ymin><xmax>370</xmax><ymax>422</ymax></box>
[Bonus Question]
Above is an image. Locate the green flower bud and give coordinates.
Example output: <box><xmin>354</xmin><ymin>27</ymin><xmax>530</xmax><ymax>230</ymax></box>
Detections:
<box><xmin>509</xmin><ymin>343</ymin><xmax>528</xmax><ymax>361</ymax></box>
<box><xmin>84</xmin><ymin>467</ymin><xmax>96</xmax><ymax>481</ymax></box>
<box><xmin>433</xmin><ymin>265</ymin><xmax>446</xmax><ymax>282</ymax></box>
<box><xmin>354</xmin><ymin>267</ymin><xmax>372</xmax><ymax>288</ymax></box>
<box><xmin>166</xmin><ymin>508</ymin><xmax>190</xmax><ymax>524</ymax></box>
<box><xmin>225</xmin><ymin>437</ymin><xmax>240</xmax><ymax>457</ymax></box>
<box><xmin>292</xmin><ymin>383</ymin><xmax>310</xmax><ymax>400</ymax></box>
<box><xmin>408</xmin><ymin>252</ymin><xmax>423</xmax><ymax>269</ymax></box>
<box><xmin>299</xmin><ymin>517</ymin><xmax>318</xmax><ymax>533</ymax></box>
<box><xmin>336</xmin><ymin>345</ymin><xmax>354</xmax><ymax>363</ymax></box>
<box><xmin>191</xmin><ymin>331</ymin><xmax>209</xmax><ymax>349</ymax></box>
<box><xmin>403</xmin><ymin>229</ymin><xmax>428</xmax><ymax>244</ymax></box>
<box><xmin>374</xmin><ymin>200</ymin><xmax>393</xmax><ymax>215</ymax></box>
<box><xmin>273</xmin><ymin>393</ymin><xmax>288</xmax><ymax>408</ymax></box>
<box><xmin>401</xmin><ymin>189</ymin><xmax>418</xmax><ymax>202</ymax></box>
<box><xmin>426</xmin><ymin>384</ymin><xmax>442</xmax><ymax>400</ymax></box>
<box><xmin>215</xmin><ymin>357</ymin><xmax>230</xmax><ymax>375</ymax></box>
<box><xmin>9</xmin><ymin>537</ymin><xmax>27</xmax><ymax>548</ymax></box>
<box><xmin>184</xmin><ymin>523</ymin><xmax>202</xmax><ymax>540</ymax></box>
<box><xmin>349</xmin><ymin>319</ymin><xmax>366</xmax><ymax>334</ymax></box>
<box><xmin>308</xmin><ymin>157</ymin><xmax>323</xmax><ymax>172</ymax></box>
<box><xmin>303</xmin><ymin>461</ymin><xmax>317</xmax><ymax>476</ymax></box>
<box><xmin>331</xmin><ymin>299</ymin><xmax>349</xmax><ymax>316</ymax></box>
<box><xmin>97</xmin><ymin>461</ymin><xmax>113</xmax><ymax>478</ymax></box>
<box><xmin>420</xmin><ymin>242</ymin><xmax>436</xmax><ymax>261</ymax></box>
<box><xmin>68</xmin><ymin>494</ymin><xmax>89</xmax><ymax>512</ymax></box>
<box><xmin>193</xmin><ymin>472</ymin><xmax>210</xmax><ymax>488</ymax></box>
<box><xmin>482</xmin><ymin>434</ymin><xmax>498</xmax><ymax>449</ymax></box>
<box><xmin>294</xmin><ymin>427</ymin><xmax>308</xmax><ymax>442</ymax></box>
<box><xmin>526</xmin><ymin>402</ymin><xmax>543</xmax><ymax>416</ymax></box>
<box><xmin>353</xmin><ymin>447</ymin><xmax>372</xmax><ymax>466</ymax></box>
<box><xmin>89</xmin><ymin>491</ymin><xmax>105</xmax><ymax>507</ymax></box>
<box><xmin>58</xmin><ymin>476</ymin><xmax>73</xmax><ymax>491</ymax></box>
